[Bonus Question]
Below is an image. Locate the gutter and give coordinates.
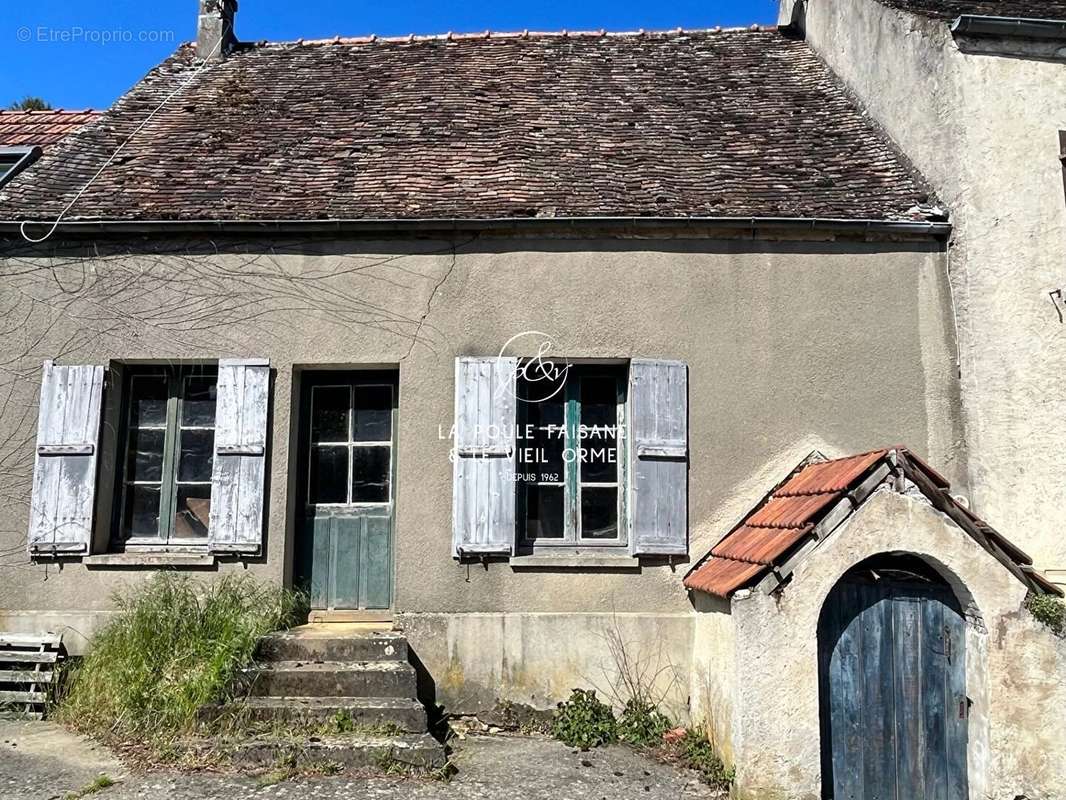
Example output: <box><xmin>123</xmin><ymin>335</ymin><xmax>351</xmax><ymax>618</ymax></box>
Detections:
<box><xmin>0</xmin><ymin>215</ymin><xmax>952</xmax><ymax>239</ymax></box>
<box><xmin>951</xmin><ymin>14</ymin><xmax>1066</xmax><ymax>41</ymax></box>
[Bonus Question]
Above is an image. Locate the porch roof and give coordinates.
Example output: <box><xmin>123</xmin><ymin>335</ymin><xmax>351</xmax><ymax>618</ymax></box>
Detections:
<box><xmin>683</xmin><ymin>446</ymin><xmax>1062</xmax><ymax>599</ymax></box>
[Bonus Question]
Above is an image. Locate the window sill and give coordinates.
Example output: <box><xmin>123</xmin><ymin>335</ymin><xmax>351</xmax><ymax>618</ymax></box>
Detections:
<box><xmin>84</xmin><ymin>552</ymin><xmax>216</xmax><ymax>568</ymax></box>
<box><xmin>509</xmin><ymin>554</ymin><xmax>641</xmax><ymax>570</ymax></box>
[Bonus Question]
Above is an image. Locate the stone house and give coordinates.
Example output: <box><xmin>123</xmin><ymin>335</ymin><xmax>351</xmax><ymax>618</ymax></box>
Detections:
<box><xmin>0</xmin><ymin>1</ymin><xmax>1064</xmax><ymax>798</ymax></box>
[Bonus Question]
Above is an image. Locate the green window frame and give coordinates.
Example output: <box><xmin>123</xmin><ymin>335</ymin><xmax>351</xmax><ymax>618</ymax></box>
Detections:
<box><xmin>115</xmin><ymin>365</ymin><xmax>218</xmax><ymax>547</ymax></box>
<box><xmin>516</xmin><ymin>365</ymin><xmax>627</xmax><ymax>548</ymax></box>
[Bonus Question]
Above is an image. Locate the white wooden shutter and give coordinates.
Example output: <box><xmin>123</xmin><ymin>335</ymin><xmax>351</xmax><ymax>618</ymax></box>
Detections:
<box><xmin>208</xmin><ymin>358</ymin><xmax>269</xmax><ymax>554</ymax></box>
<box><xmin>452</xmin><ymin>357</ymin><xmax>517</xmax><ymax>557</ymax></box>
<box><xmin>628</xmin><ymin>359</ymin><xmax>688</xmax><ymax>556</ymax></box>
<box><xmin>28</xmin><ymin>361</ymin><xmax>104</xmax><ymax>556</ymax></box>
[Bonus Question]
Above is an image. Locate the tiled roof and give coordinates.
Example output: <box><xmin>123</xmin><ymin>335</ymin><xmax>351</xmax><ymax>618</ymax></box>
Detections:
<box><xmin>0</xmin><ymin>29</ymin><xmax>938</xmax><ymax>224</ymax></box>
<box><xmin>684</xmin><ymin>447</ymin><xmax>1061</xmax><ymax>599</ymax></box>
<box><xmin>876</xmin><ymin>0</ymin><xmax>1066</xmax><ymax>20</ymax></box>
<box><xmin>0</xmin><ymin>110</ymin><xmax>101</xmax><ymax>147</ymax></box>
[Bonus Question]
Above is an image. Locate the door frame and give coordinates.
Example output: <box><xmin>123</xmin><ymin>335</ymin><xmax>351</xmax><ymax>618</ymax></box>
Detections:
<box><xmin>293</xmin><ymin>368</ymin><xmax>399</xmax><ymax>618</ymax></box>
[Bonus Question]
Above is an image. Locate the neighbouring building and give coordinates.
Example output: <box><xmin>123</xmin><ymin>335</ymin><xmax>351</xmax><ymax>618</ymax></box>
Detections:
<box><xmin>779</xmin><ymin>0</ymin><xmax>1066</xmax><ymax>586</ymax></box>
<box><xmin>0</xmin><ymin>1</ymin><xmax>1064</xmax><ymax>798</ymax></box>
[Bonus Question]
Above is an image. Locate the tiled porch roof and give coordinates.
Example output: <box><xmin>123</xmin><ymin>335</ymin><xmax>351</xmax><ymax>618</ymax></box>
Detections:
<box><xmin>684</xmin><ymin>447</ymin><xmax>1061</xmax><ymax>599</ymax></box>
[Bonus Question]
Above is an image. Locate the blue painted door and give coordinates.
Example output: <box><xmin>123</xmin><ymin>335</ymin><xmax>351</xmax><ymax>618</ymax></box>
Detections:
<box><xmin>296</xmin><ymin>373</ymin><xmax>396</xmax><ymax>611</ymax></box>
<box><xmin>819</xmin><ymin>577</ymin><xmax>968</xmax><ymax>800</ymax></box>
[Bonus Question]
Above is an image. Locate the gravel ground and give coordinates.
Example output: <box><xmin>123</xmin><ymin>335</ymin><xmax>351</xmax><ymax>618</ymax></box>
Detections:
<box><xmin>0</xmin><ymin>721</ymin><xmax>720</xmax><ymax>800</ymax></box>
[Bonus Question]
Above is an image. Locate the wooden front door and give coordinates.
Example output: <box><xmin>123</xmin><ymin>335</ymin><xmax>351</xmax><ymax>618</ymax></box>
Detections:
<box><xmin>296</xmin><ymin>372</ymin><xmax>396</xmax><ymax>612</ymax></box>
<box><xmin>819</xmin><ymin>571</ymin><xmax>968</xmax><ymax>800</ymax></box>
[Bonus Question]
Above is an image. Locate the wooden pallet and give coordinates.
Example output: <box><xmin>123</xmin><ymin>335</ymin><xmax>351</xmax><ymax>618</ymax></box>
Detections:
<box><xmin>0</xmin><ymin>632</ymin><xmax>63</xmax><ymax>720</ymax></box>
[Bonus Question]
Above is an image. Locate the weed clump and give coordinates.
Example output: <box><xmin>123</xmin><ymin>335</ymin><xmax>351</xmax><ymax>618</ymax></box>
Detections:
<box><xmin>55</xmin><ymin>573</ymin><xmax>305</xmax><ymax>748</ymax></box>
<box><xmin>617</xmin><ymin>698</ymin><xmax>672</xmax><ymax>747</ymax></box>
<box><xmin>668</xmin><ymin>729</ymin><xmax>735</xmax><ymax>790</ymax></box>
<box><xmin>1025</xmin><ymin>593</ymin><xmax>1066</xmax><ymax>636</ymax></box>
<box><xmin>551</xmin><ymin>689</ymin><xmax>617</xmax><ymax>749</ymax></box>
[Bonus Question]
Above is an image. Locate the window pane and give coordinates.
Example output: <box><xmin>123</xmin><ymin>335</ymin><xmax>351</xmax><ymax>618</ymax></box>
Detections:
<box><xmin>177</xmin><ymin>429</ymin><xmax>215</xmax><ymax>482</ymax></box>
<box><xmin>173</xmin><ymin>485</ymin><xmax>211</xmax><ymax>539</ymax></box>
<box><xmin>129</xmin><ymin>375</ymin><xmax>167</xmax><ymax>427</ymax></box>
<box><xmin>181</xmin><ymin>375</ymin><xmax>217</xmax><ymax>426</ymax></box>
<box><xmin>124</xmin><ymin>485</ymin><xmax>161</xmax><ymax>538</ymax></box>
<box><xmin>312</xmin><ymin>387</ymin><xmax>350</xmax><ymax>443</ymax></box>
<box><xmin>126</xmin><ymin>427</ymin><xmax>165</xmax><ymax>483</ymax></box>
<box><xmin>580</xmin><ymin>436</ymin><xmax>618</xmax><ymax>483</ymax></box>
<box><xmin>352</xmin><ymin>446</ymin><xmax>390</xmax><ymax>502</ymax></box>
<box><xmin>310</xmin><ymin>446</ymin><xmax>348</xmax><ymax>504</ymax></box>
<box><xmin>353</xmin><ymin>385</ymin><xmax>392</xmax><ymax>442</ymax></box>
<box><xmin>521</xmin><ymin>395</ymin><xmax>565</xmax><ymax>479</ymax></box>
<box><xmin>525</xmin><ymin>484</ymin><xmax>564</xmax><ymax>539</ymax></box>
<box><xmin>581</xmin><ymin>487</ymin><xmax>619</xmax><ymax>539</ymax></box>
<box><xmin>580</xmin><ymin>376</ymin><xmax>618</xmax><ymax>483</ymax></box>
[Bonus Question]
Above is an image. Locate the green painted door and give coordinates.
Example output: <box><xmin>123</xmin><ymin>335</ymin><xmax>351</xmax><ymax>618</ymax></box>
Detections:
<box><xmin>297</xmin><ymin>373</ymin><xmax>396</xmax><ymax>611</ymax></box>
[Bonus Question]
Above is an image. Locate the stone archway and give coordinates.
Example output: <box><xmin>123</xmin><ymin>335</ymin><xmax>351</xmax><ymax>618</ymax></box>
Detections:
<box><xmin>817</xmin><ymin>553</ymin><xmax>969</xmax><ymax>800</ymax></box>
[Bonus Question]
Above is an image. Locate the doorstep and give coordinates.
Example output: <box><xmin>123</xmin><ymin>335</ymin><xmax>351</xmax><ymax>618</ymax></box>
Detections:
<box><xmin>306</xmin><ymin>609</ymin><xmax>394</xmax><ymax>626</ymax></box>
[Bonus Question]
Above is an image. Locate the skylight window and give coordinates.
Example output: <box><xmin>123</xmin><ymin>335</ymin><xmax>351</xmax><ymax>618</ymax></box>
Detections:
<box><xmin>0</xmin><ymin>146</ymin><xmax>41</xmax><ymax>187</ymax></box>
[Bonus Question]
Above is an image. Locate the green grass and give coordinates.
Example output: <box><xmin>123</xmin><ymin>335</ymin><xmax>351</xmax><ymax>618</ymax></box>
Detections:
<box><xmin>63</xmin><ymin>774</ymin><xmax>115</xmax><ymax>799</ymax></box>
<box><xmin>55</xmin><ymin>573</ymin><xmax>305</xmax><ymax>749</ymax></box>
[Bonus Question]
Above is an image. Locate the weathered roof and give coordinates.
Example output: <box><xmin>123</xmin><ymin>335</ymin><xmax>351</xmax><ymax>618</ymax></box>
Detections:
<box><xmin>0</xmin><ymin>28</ymin><xmax>938</xmax><ymax>225</ymax></box>
<box><xmin>877</xmin><ymin>0</ymin><xmax>1066</xmax><ymax>20</ymax></box>
<box><xmin>684</xmin><ymin>447</ymin><xmax>1061</xmax><ymax>599</ymax></box>
<box><xmin>0</xmin><ymin>110</ymin><xmax>101</xmax><ymax>148</ymax></box>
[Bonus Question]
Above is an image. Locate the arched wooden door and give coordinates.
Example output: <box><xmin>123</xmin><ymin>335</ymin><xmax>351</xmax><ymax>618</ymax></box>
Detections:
<box><xmin>818</xmin><ymin>559</ymin><xmax>968</xmax><ymax>800</ymax></box>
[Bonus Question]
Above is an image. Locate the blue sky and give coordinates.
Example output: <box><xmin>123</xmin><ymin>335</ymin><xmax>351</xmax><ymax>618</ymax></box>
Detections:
<box><xmin>5</xmin><ymin>1</ymin><xmax>778</xmax><ymax>110</ymax></box>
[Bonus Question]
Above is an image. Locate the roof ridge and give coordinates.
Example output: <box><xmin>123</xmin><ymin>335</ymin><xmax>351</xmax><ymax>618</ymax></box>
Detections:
<box><xmin>0</xmin><ymin>109</ymin><xmax>99</xmax><ymax>115</ymax></box>
<box><xmin>246</xmin><ymin>24</ymin><xmax>779</xmax><ymax>48</ymax></box>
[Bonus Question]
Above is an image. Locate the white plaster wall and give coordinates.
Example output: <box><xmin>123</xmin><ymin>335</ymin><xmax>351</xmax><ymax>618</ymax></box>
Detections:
<box><xmin>794</xmin><ymin>0</ymin><xmax>1066</xmax><ymax>580</ymax></box>
<box><xmin>728</xmin><ymin>488</ymin><xmax>1064</xmax><ymax>800</ymax></box>
<box><xmin>690</xmin><ymin>591</ymin><xmax>737</xmax><ymax>764</ymax></box>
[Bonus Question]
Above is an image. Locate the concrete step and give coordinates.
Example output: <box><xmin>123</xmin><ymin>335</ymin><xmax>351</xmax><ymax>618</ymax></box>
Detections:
<box><xmin>231</xmin><ymin>732</ymin><xmax>446</xmax><ymax>771</ymax></box>
<box><xmin>234</xmin><ymin>696</ymin><xmax>427</xmax><ymax>733</ymax></box>
<box><xmin>247</xmin><ymin>660</ymin><xmax>417</xmax><ymax>699</ymax></box>
<box><xmin>257</xmin><ymin>630</ymin><xmax>408</xmax><ymax>663</ymax></box>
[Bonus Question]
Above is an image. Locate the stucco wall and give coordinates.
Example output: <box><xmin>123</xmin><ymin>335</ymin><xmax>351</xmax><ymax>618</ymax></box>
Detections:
<box><xmin>689</xmin><ymin>591</ymin><xmax>736</xmax><ymax>764</ymax></box>
<box><xmin>0</xmin><ymin>233</ymin><xmax>958</xmax><ymax>700</ymax></box>
<box><xmin>727</xmin><ymin>487</ymin><xmax>1065</xmax><ymax>800</ymax></box>
<box><xmin>790</xmin><ymin>0</ymin><xmax>1066</xmax><ymax>582</ymax></box>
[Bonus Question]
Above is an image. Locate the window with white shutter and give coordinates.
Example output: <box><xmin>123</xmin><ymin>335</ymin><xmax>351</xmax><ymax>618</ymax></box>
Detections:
<box><xmin>451</xmin><ymin>356</ymin><xmax>689</xmax><ymax>561</ymax></box>
<box><xmin>28</xmin><ymin>361</ymin><xmax>105</xmax><ymax>556</ymax></box>
<box><xmin>452</xmin><ymin>357</ymin><xmax>517</xmax><ymax>557</ymax></box>
<box><xmin>628</xmin><ymin>360</ymin><xmax>689</xmax><ymax>557</ymax></box>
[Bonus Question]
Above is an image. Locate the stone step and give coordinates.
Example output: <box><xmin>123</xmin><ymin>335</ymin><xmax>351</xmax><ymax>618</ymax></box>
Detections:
<box><xmin>247</xmin><ymin>660</ymin><xmax>417</xmax><ymax>699</ymax></box>
<box><xmin>235</xmin><ymin>696</ymin><xmax>427</xmax><ymax>733</ymax></box>
<box><xmin>257</xmin><ymin>630</ymin><xmax>408</xmax><ymax>663</ymax></box>
<box><xmin>232</xmin><ymin>732</ymin><xmax>446</xmax><ymax>771</ymax></box>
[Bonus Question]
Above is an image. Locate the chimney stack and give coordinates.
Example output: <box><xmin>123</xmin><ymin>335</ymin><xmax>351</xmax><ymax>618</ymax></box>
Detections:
<box><xmin>197</xmin><ymin>0</ymin><xmax>238</xmax><ymax>61</ymax></box>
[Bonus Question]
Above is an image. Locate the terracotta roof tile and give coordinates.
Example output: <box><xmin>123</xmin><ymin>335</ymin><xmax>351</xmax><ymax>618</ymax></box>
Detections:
<box><xmin>0</xmin><ymin>110</ymin><xmax>100</xmax><ymax>148</ymax></box>
<box><xmin>0</xmin><ymin>29</ymin><xmax>937</xmax><ymax>223</ymax></box>
<box><xmin>685</xmin><ymin>445</ymin><xmax>1062</xmax><ymax>599</ymax></box>
<box><xmin>684</xmin><ymin>449</ymin><xmax>890</xmax><ymax>597</ymax></box>
<box><xmin>684</xmin><ymin>557</ymin><xmax>765</xmax><ymax>597</ymax></box>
